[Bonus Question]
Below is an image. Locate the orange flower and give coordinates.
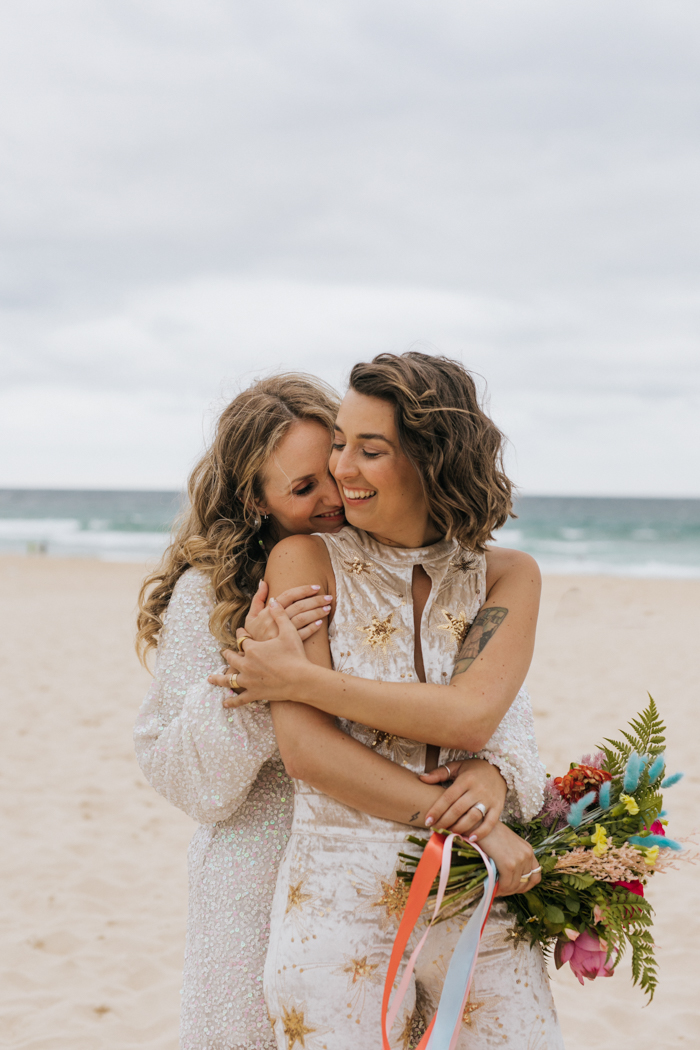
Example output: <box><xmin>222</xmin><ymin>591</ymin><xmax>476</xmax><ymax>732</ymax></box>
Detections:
<box><xmin>553</xmin><ymin>764</ymin><xmax>612</xmax><ymax>803</ymax></box>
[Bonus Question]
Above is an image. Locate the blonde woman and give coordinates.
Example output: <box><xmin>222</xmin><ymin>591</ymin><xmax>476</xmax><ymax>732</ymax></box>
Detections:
<box><xmin>135</xmin><ymin>374</ymin><xmax>511</xmax><ymax>1050</ymax></box>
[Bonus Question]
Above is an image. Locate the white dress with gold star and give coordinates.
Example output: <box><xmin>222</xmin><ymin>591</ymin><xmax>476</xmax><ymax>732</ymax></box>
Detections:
<box><xmin>263</xmin><ymin>528</ymin><xmax>563</xmax><ymax>1050</ymax></box>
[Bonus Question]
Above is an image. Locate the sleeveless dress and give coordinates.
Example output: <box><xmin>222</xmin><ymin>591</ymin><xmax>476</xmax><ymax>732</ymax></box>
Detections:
<box><xmin>134</xmin><ymin>569</ymin><xmax>293</xmax><ymax>1050</ymax></box>
<box><xmin>263</xmin><ymin>528</ymin><xmax>564</xmax><ymax>1050</ymax></box>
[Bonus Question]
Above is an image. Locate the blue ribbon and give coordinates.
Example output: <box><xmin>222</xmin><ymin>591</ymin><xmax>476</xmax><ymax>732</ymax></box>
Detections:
<box><xmin>427</xmin><ymin>855</ymin><xmax>498</xmax><ymax>1049</ymax></box>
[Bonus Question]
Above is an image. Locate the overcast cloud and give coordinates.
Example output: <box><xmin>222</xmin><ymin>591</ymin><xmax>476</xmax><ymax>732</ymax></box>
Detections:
<box><xmin>1</xmin><ymin>0</ymin><xmax>699</xmax><ymax>494</ymax></box>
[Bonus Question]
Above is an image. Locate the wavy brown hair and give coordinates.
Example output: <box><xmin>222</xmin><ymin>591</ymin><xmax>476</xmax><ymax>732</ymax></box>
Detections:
<box><xmin>136</xmin><ymin>373</ymin><xmax>339</xmax><ymax>663</ymax></box>
<box><xmin>349</xmin><ymin>352</ymin><xmax>513</xmax><ymax>551</ymax></box>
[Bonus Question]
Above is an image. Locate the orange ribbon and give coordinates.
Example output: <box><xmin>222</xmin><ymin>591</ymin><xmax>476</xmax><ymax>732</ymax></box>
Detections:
<box><xmin>381</xmin><ymin>831</ymin><xmax>498</xmax><ymax>1050</ymax></box>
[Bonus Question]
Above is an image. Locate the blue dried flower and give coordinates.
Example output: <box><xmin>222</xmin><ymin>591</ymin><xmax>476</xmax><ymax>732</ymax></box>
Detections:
<box><xmin>628</xmin><ymin>833</ymin><xmax>682</xmax><ymax>851</ymax></box>
<box><xmin>661</xmin><ymin>772</ymin><xmax>684</xmax><ymax>789</ymax></box>
<box><xmin>623</xmin><ymin>752</ymin><xmax>643</xmax><ymax>793</ymax></box>
<box><xmin>647</xmin><ymin>753</ymin><xmax>666</xmax><ymax>785</ymax></box>
<box><xmin>566</xmin><ymin>790</ymin><xmax>597</xmax><ymax>828</ymax></box>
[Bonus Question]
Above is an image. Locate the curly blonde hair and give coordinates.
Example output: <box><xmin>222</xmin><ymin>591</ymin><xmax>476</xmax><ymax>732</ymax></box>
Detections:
<box><xmin>136</xmin><ymin>373</ymin><xmax>339</xmax><ymax>663</ymax></box>
<box><xmin>349</xmin><ymin>352</ymin><xmax>514</xmax><ymax>551</ymax></box>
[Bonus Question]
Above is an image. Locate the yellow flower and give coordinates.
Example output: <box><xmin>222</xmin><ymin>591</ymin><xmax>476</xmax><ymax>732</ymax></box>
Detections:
<box><xmin>644</xmin><ymin>845</ymin><xmax>660</xmax><ymax>867</ymax></box>
<box><xmin>620</xmin><ymin>794</ymin><xmax>640</xmax><ymax>815</ymax></box>
<box><xmin>591</xmin><ymin>824</ymin><xmax>611</xmax><ymax>858</ymax></box>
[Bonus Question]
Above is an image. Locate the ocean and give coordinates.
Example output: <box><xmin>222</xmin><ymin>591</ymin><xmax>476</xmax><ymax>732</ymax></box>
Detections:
<box><xmin>0</xmin><ymin>489</ymin><xmax>699</xmax><ymax>578</ymax></box>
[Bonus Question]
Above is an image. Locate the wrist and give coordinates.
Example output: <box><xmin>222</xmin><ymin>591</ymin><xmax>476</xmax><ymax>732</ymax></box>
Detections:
<box><xmin>287</xmin><ymin>658</ymin><xmax>321</xmax><ymax>704</ymax></box>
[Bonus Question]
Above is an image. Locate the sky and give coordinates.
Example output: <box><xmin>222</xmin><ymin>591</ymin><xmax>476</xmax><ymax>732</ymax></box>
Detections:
<box><xmin>1</xmin><ymin>0</ymin><xmax>699</xmax><ymax>496</ymax></box>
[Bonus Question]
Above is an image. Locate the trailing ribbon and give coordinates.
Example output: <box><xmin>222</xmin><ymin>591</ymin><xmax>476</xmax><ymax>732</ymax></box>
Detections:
<box><xmin>381</xmin><ymin>831</ymin><xmax>498</xmax><ymax>1050</ymax></box>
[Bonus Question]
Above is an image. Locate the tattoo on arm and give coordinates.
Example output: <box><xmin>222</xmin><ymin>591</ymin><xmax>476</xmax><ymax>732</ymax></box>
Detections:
<box><xmin>451</xmin><ymin>606</ymin><xmax>508</xmax><ymax>679</ymax></box>
<box><xmin>409</xmin><ymin>811</ymin><xmax>420</xmax><ymax>823</ymax></box>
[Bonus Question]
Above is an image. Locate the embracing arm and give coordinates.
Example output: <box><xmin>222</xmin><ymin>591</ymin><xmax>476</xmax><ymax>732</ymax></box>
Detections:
<box><xmin>262</xmin><ymin>537</ymin><xmax>510</xmax><ymax>836</ymax></box>
<box><xmin>133</xmin><ymin>570</ymin><xmax>281</xmax><ymax>824</ymax></box>
<box><xmin>222</xmin><ymin>539</ymin><xmax>540</xmax><ymax>752</ymax></box>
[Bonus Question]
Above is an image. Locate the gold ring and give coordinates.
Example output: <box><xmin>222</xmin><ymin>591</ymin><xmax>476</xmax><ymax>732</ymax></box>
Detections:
<box><xmin>229</xmin><ymin>673</ymin><xmax>239</xmax><ymax>691</ymax></box>
<box><xmin>519</xmin><ymin>873</ymin><xmax>531</xmax><ymax>882</ymax></box>
<box><xmin>237</xmin><ymin>634</ymin><xmax>251</xmax><ymax>653</ymax></box>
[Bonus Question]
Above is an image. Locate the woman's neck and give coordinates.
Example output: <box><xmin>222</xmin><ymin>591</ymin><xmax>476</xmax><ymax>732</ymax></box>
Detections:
<box><xmin>365</xmin><ymin>520</ymin><xmax>443</xmax><ymax>550</ymax></box>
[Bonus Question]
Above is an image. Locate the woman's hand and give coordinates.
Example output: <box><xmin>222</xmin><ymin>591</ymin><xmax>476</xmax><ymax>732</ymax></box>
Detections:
<box><xmin>245</xmin><ymin>580</ymin><xmax>333</xmax><ymax>642</ymax></box>
<box><xmin>419</xmin><ymin>759</ymin><xmax>507</xmax><ymax>840</ymax></box>
<box><xmin>208</xmin><ymin>599</ymin><xmax>311</xmax><ymax>706</ymax></box>
<box><xmin>475</xmin><ymin>821</ymin><xmax>541</xmax><ymax>896</ymax></box>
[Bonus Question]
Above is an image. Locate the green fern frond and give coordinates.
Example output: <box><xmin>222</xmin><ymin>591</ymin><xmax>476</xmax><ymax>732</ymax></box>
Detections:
<box><xmin>600</xmin><ymin>695</ymin><xmax>666</xmax><ymax>776</ymax></box>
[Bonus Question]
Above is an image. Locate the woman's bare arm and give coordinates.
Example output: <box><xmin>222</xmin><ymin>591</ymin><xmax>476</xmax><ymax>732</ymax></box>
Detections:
<box><xmin>217</xmin><ymin>536</ymin><xmax>541</xmax><ymax>752</ymax></box>
<box><xmin>257</xmin><ymin>537</ymin><xmax>506</xmax><ymax>835</ymax></box>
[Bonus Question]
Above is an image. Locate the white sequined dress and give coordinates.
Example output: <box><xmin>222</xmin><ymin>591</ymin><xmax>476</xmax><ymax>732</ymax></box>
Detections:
<box><xmin>134</xmin><ymin>569</ymin><xmax>293</xmax><ymax>1050</ymax></box>
<box><xmin>263</xmin><ymin>528</ymin><xmax>563</xmax><ymax>1050</ymax></box>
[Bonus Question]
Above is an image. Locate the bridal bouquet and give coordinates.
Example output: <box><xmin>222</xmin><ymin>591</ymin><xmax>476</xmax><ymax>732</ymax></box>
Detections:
<box><xmin>397</xmin><ymin>696</ymin><xmax>685</xmax><ymax>1000</ymax></box>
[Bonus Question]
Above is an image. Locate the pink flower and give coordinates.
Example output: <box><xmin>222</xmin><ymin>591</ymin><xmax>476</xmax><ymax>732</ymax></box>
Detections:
<box><xmin>613</xmin><ymin>879</ymin><xmax>644</xmax><ymax>897</ymax></box>
<box><xmin>554</xmin><ymin>930</ymin><xmax>616</xmax><ymax>985</ymax></box>
<box><xmin>649</xmin><ymin>820</ymin><xmax>665</xmax><ymax>836</ymax></box>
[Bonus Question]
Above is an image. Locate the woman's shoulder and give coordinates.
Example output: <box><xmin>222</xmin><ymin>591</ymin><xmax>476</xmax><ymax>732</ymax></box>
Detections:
<box><xmin>484</xmin><ymin>545</ymin><xmax>541</xmax><ymax>588</ymax></box>
<box><xmin>267</xmin><ymin>533</ymin><xmax>331</xmax><ymax>568</ymax></box>
<box><xmin>265</xmin><ymin>534</ymin><xmax>334</xmax><ymax>590</ymax></box>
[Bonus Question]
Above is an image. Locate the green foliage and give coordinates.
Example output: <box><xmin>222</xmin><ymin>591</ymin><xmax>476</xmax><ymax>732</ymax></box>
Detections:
<box><xmin>600</xmin><ymin>694</ymin><xmax>666</xmax><ymax>778</ymax></box>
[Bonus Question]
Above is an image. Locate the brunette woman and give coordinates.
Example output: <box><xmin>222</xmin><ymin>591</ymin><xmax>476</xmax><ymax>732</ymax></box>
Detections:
<box><xmin>219</xmin><ymin>354</ymin><xmax>564</xmax><ymax>1049</ymax></box>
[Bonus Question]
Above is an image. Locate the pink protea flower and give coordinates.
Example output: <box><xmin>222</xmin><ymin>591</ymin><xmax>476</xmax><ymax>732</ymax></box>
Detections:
<box><xmin>554</xmin><ymin>930</ymin><xmax>616</xmax><ymax>985</ymax></box>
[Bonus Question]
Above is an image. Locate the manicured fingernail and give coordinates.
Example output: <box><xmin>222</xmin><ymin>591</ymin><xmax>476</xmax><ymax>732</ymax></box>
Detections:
<box><xmin>323</xmin><ymin>605</ymin><xmax>331</xmax><ymax>612</ymax></box>
<box><xmin>425</xmin><ymin>817</ymin><xmax>434</xmax><ymax>827</ymax></box>
<box><xmin>324</xmin><ymin>595</ymin><xmax>332</xmax><ymax>601</ymax></box>
<box><xmin>257</xmin><ymin>580</ymin><xmax>264</xmax><ymax>589</ymax></box>
<box><xmin>270</xmin><ymin>597</ymin><xmax>278</xmax><ymax>605</ymax></box>
<box><xmin>468</xmin><ymin>834</ymin><xmax>478</xmax><ymax>842</ymax></box>
<box><xmin>311</xmin><ymin>585</ymin><xmax>320</xmax><ymax>590</ymax></box>
<box><xmin>315</xmin><ymin>619</ymin><xmax>323</xmax><ymax>625</ymax></box>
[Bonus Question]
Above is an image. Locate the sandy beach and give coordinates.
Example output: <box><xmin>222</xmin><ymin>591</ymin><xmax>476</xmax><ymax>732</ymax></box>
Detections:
<box><xmin>0</xmin><ymin>555</ymin><xmax>697</xmax><ymax>1049</ymax></box>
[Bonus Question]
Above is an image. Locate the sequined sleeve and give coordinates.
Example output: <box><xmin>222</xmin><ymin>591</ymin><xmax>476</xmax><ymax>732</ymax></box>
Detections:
<box><xmin>442</xmin><ymin>685</ymin><xmax>546</xmax><ymax>822</ymax></box>
<box><xmin>133</xmin><ymin>569</ymin><xmax>279</xmax><ymax>825</ymax></box>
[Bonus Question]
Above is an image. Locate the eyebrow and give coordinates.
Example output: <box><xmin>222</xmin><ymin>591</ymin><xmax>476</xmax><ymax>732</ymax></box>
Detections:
<box><xmin>334</xmin><ymin>425</ymin><xmax>395</xmax><ymax>445</ymax></box>
<box><xmin>290</xmin><ymin>473</ymin><xmax>315</xmax><ymax>485</ymax></box>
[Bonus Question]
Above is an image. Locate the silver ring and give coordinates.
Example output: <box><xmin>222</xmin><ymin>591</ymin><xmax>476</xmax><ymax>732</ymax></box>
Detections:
<box><xmin>439</xmin><ymin>764</ymin><xmax>452</xmax><ymax>778</ymax></box>
<box><xmin>473</xmin><ymin>802</ymin><xmax>487</xmax><ymax>820</ymax></box>
<box><xmin>519</xmin><ymin>866</ymin><xmax>542</xmax><ymax>882</ymax></box>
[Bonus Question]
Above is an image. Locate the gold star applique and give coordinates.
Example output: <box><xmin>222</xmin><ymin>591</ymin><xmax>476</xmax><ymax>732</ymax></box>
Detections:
<box><xmin>462</xmin><ymin>997</ymin><xmax>484</xmax><ymax>1026</ymax></box>
<box><xmin>285</xmin><ymin>878</ymin><xmax>313</xmax><ymax>916</ymax></box>
<box><xmin>397</xmin><ymin>1011</ymin><xmax>416</xmax><ymax>1050</ymax></box>
<box><xmin>372</xmin><ymin>877</ymin><xmax>410</xmax><ymax>922</ymax></box>
<box><xmin>435</xmin><ymin>608</ymin><xmax>470</xmax><ymax>646</ymax></box>
<box><xmin>281</xmin><ymin>1004</ymin><xmax>316</xmax><ymax>1048</ymax></box>
<box><xmin>452</xmin><ymin>553</ymin><xmax>478</xmax><ymax>574</ymax></box>
<box><xmin>461</xmin><ymin>991</ymin><xmax>505</xmax><ymax>1029</ymax></box>
<box><xmin>343</xmin><ymin>955</ymin><xmax>379</xmax><ymax>984</ymax></box>
<box><xmin>342</xmin><ymin>555</ymin><xmax>376</xmax><ymax>577</ymax></box>
<box><xmin>369</xmin><ymin>729</ymin><xmax>399</xmax><ymax>751</ymax></box>
<box><xmin>356</xmin><ymin>613</ymin><xmax>399</xmax><ymax>652</ymax></box>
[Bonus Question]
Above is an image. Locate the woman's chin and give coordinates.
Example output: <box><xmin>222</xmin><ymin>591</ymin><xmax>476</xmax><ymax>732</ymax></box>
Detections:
<box><xmin>312</xmin><ymin>514</ymin><xmax>347</xmax><ymax>533</ymax></box>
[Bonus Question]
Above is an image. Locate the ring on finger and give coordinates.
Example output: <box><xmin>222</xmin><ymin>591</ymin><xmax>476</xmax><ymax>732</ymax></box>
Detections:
<box><xmin>519</xmin><ymin>866</ymin><xmax>542</xmax><ymax>882</ymax></box>
<box><xmin>472</xmin><ymin>802</ymin><xmax>487</xmax><ymax>820</ymax></box>
<box><xmin>237</xmin><ymin>634</ymin><xmax>251</xmax><ymax>653</ymax></box>
<box><xmin>439</xmin><ymin>764</ymin><xmax>452</xmax><ymax>778</ymax></box>
<box><xmin>228</xmin><ymin>672</ymin><xmax>239</xmax><ymax>691</ymax></box>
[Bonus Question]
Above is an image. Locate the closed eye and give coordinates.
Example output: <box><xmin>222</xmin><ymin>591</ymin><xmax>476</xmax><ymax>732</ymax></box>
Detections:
<box><xmin>294</xmin><ymin>481</ymin><xmax>316</xmax><ymax>496</ymax></box>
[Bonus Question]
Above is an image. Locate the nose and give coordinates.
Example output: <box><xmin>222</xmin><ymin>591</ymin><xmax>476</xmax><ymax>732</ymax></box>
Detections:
<box><xmin>319</xmin><ymin>472</ymin><xmax>342</xmax><ymax>504</ymax></box>
<box><xmin>331</xmin><ymin>445</ymin><xmax>357</xmax><ymax>483</ymax></box>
